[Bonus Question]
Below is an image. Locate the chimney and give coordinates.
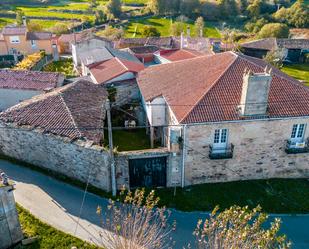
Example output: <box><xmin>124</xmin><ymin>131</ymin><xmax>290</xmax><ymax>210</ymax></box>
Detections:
<box><xmin>22</xmin><ymin>16</ymin><xmax>27</xmax><ymax>27</ymax></box>
<box><xmin>52</xmin><ymin>43</ymin><xmax>59</xmax><ymax>61</ymax></box>
<box><xmin>239</xmin><ymin>67</ymin><xmax>272</xmax><ymax>116</ymax></box>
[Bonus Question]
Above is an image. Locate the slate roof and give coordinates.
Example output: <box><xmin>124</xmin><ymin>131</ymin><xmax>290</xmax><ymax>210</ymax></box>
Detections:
<box><xmin>0</xmin><ymin>70</ymin><xmax>63</xmax><ymax>91</ymax></box>
<box><xmin>158</xmin><ymin>49</ymin><xmax>205</xmax><ymax>62</ymax></box>
<box><xmin>89</xmin><ymin>57</ymin><xmax>144</xmax><ymax>84</ymax></box>
<box><xmin>2</xmin><ymin>26</ymin><xmax>26</xmax><ymax>36</ymax></box>
<box><xmin>137</xmin><ymin>52</ymin><xmax>309</xmax><ymax>124</ymax></box>
<box><xmin>26</xmin><ymin>32</ymin><xmax>52</xmax><ymax>41</ymax></box>
<box><xmin>241</xmin><ymin>38</ymin><xmax>309</xmax><ymax>50</ymax></box>
<box><xmin>0</xmin><ymin>80</ymin><xmax>107</xmax><ymax>143</ymax></box>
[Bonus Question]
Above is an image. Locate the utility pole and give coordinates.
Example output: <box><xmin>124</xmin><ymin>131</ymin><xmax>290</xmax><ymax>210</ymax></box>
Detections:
<box><xmin>105</xmin><ymin>99</ymin><xmax>116</xmax><ymax>196</ymax></box>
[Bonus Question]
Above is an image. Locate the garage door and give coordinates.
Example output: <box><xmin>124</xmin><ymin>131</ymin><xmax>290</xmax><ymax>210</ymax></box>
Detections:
<box><xmin>129</xmin><ymin>157</ymin><xmax>167</xmax><ymax>188</ymax></box>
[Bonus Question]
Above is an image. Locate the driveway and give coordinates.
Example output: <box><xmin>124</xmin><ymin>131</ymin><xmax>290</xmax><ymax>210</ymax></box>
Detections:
<box><xmin>1</xmin><ymin>159</ymin><xmax>309</xmax><ymax>248</ymax></box>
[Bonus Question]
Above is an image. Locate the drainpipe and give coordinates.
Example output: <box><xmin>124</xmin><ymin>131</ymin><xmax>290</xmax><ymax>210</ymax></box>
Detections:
<box><xmin>181</xmin><ymin>124</ymin><xmax>187</xmax><ymax>188</ymax></box>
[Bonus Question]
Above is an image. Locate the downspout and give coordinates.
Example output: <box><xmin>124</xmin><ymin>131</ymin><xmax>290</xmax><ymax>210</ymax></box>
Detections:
<box><xmin>181</xmin><ymin>124</ymin><xmax>187</xmax><ymax>188</ymax></box>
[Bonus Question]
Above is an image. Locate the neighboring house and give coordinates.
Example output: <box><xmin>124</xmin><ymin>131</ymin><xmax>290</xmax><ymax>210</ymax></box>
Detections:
<box><xmin>137</xmin><ymin>51</ymin><xmax>309</xmax><ymax>188</ymax></box>
<box><xmin>0</xmin><ymin>25</ymin><xmax>55</xmax><ymax>56</ymax></box>
<box><xmin>115</xmin><ymin>37</ymin><xmax>175</xmax><ymax>49</ymax></box>
<box><xmin>0</xmin><ymin>70</ymin><xmax>64</xmax><ymax>111</ymax></box>
<box><xmin>71</xmin><ymin>36</ymin><xmax>113</xmax><ymax>67</ymax></box>
<box><xmin>241</xmin><ymin>38</ymin><xmax>309</xmax><ymax>62</ymax></box>
<box><xmin>154</xmin><ymin>49</ymin><xmax>206</xmax><ymax>64</ymax></box>
<box><xmin>0</xmin><ymin>80</ymin><xmax>111</xmax><ymax>190</ymax></box>
<box><xmin>57</xmin><ymin>30</ymin><xmax>92</xmax><ymax>54</ymax></box>
<box><xmin>127</xmin><ymin>45</ymin><xmax>160</xmax><ymax>64</ymax></box>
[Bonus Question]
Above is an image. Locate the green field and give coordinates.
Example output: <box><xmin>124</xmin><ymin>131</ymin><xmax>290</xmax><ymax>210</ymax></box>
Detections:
<box><xmin>125</xmin><ymin>17</ymin><xmax>221</xmax><ymax>38</ymax></box>
<box><xmin>281</xmin><ymin>63</ymin><xmax>309</xmax><ymax>85</ymax></box>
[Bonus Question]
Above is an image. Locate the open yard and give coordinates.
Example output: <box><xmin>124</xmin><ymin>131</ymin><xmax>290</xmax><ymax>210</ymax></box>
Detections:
<box><xmin>42</xmin><ymin>58</ymin><xmax>77</xmax><ymax>78</ymax></box>
<box><xmin>16</xmin><ymin>205</ymin><xmax>99</xmax><ymax>249</ymax></box>
<box><xmin>155</xmin><ymin>178</ymin><xmax>309</xmax><ymax>213</ymax></box>
<box><xmin>281</xmin><ymin>63</ymin><xmax>309</xmax><ymax>85</ymax></box>
<box><xmin>125</xmin><ymin>16</ymin><xmax>221</xmax><ymax>38</ymax></box>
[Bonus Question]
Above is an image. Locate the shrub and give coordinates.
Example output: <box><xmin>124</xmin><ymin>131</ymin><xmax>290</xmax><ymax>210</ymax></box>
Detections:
<box><xmin>258</xmin><ymin>23</ymin><xmax>289</xmax><ymax>38</ymax></box>
<box><xmin>142</xmin><ymin>25</ymin><xmax>160</xmax><ymax>37</ymax></box>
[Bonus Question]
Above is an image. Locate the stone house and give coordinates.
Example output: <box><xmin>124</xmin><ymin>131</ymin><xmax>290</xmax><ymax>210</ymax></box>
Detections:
<box><xmin>71</xmin><ymin>36</ymin><xmax>113</xmax><ymax>68</ymax></box>
<box><xmin>241</xmin><ymin>38</ymin><xmax>309</xmax><ymax>62</ymax></box>
<box><xmin>0</xmin><ymin>80</ymin><xmax>113</xmax><ymax>190</ymax></box>
<box><xmin>0</xmin><ymin>25</ymin><xmax>55</xmax><ymax>56</ymax></box>
<box><xmin>0</xmin><ymin>70</ymin><xmax>64</xmax><ymax>112</ymax></box>
<box><xmin>137</xmin><ymin>51</ymin><xmax>309</xmax><ymax>188</ymax></box>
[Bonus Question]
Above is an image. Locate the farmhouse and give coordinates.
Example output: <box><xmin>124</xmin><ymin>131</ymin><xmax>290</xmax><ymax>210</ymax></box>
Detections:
<box><xmin>137</xmin><ymin>51</ymin><xmax>309</xmax><ymax>187</ymax></box>
<box><xmin>241</xmin><ymin>38</ymin><xmax>309</xmax><ymax>62</ymax></box>
<box><xmin>0</xmin><ymin>25</ymin><xmax>55</xmax><ymax>56</ymax></box>
<box><xmin>0</xmin><ymin>70</ymin><xmax>64</xmax><ymax>111</ymax></box>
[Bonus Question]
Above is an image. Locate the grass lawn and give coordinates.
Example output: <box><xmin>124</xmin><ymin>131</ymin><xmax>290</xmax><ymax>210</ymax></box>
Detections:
<box><xmin>42</xmin><ymin>58</ymin><xmax>77</xmax><ymax>78</ymax></box>
<box><xmin>16</xmin><ymin>205</ymin><xmax>99</xmax><ymax>249</ymax></box>
<box><xmin>125</xmin><ymin>16</ymin><xmax>221</xmax><ymax>38</ymax></box>
<box><xmin>281</xmin><ymin>63</ymin><xmax>309</xmax><ymax>85</ymax></box>
<box><xmin>106</xmin><ymin>128</ymin><xmax>151</xmax><ymax>151</ymax></box>
<box><xmin>154</xmin><ymin>178</ymin><xmax>309</xmax><ymax>213</ymax></box>
<box><xmin>0</xmin><ymin>17</ymin><xmax>14</xmax><ymax>28</ymax></box>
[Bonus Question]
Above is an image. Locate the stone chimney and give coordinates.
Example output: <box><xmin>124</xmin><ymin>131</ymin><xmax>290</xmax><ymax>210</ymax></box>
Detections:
<box><xmin>239</xmin><ymin>67</ymin><xmax>272</xmax><ymax>116</ymax></box>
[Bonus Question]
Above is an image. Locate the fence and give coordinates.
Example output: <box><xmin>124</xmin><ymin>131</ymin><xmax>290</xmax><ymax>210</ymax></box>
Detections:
<box><xmin>31</xmin><ymin>54</ymin><xmax>53</xmax><ymax>71</ymax></box>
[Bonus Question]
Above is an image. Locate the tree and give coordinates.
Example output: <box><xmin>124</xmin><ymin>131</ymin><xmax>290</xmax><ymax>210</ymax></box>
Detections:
<box><xmin>142</xmin><ymin>26</ymin><xmax>160</xmax><ymax>37</ymax></box>
<box><xmin>26</xmin><ymin>21</ymin><xmax>43</xmax><ymax>32</ymax></box>
<box><xmin>50</xmin><ymin>23</ymin><xmax>69</xmax><ymax>36</ymax></box>
<box><xmin>194</xmin><ymin>205</ymin><xmax>290</xmax><ymax>249</ymax></box>
<box><xmin>95</xmin><ymin>9</ymin><xmax>106</xmax><ymax>25</ymax></box>
<box><xmin>258</xmin><ymin>23</ymin><xmax>289</xmax><ymax>38</ymax></box>
<box><xmin>179</xmin><ymin>0</ymin><xmax>201</xmax><ymax>16</ymax></box>
<box><xmin>247</xmin><ymin>0</ymin><xmax>262</xmax><ymax>18</ymax></box>
<box><xmin>96</xmin><ymin>25</ymin><xmax>124</xmax><ymax>40</ymax></box>
<box><xmin>106</xmin><ymin>0</ymin><xmax>122</xmax><ymax>19</ymax></box>
<box><xmin>16</xmin><ymin>10</ymin><xmax>25</xmax><ymax>26</ymax></box>
<box><xmin>147</xmin><ymin>0</ymin><xmax>161</xmax><ymax>14</ymax></box>
<box><xmin>170</xmin><ymin>22</ymin><xmax>185</xmax><ymax>36</ymax></box>
<box><xmin>96</xmin><ymin>188</ymin><xmax>173</xmax><ymax>249</ymax></box>
<box><xmin>245</xmin><ymin>17</ymin><xmax>268</xmax><ymax>33</ymax></box>
<box><xmin>195</xmin><ymin>16</ymin><xmax>204</xmax><ymax>37</ymax></box>
<box><xmin>264</xmin><ymin>48</ymin><xmax>286</xmax><ymax>67</ymax></box>
<box><xmin>89</xmin><ymin>0</ymin><xmax>98</xmax><ymax>8</ymax></box>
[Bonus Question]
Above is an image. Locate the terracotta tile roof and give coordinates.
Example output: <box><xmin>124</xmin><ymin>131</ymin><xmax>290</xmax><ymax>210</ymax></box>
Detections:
<box><xmin>158</xmin><ymin>49</ymin><xmax>205</xmax><ymax>62</ymax></box>
<box><xmin>2</xmin><ymin>25</ymin><xmax>26</xmax><ymax>36</ymax></box>
<box><xmin>90</xmin><ymin>57</ymin><xmax>144</xmax><ymax>84</ymax></box>
<box><xmin>145</xmin><ymin>37</ymin><xmax>174</xmax><ymax>48</ymax></box>
<box><xmin>0</xmin><ymin>70</ymin><xmax>63</xmax><ymax>91</ymax></box>
<box><xmin>58</xmin><ymin>31</ymin><xmax>91</xmax><ymax>44</ymax></box>
<box><xmin>138</xmin><ymin>52</ymin><xmax>309</xmax><ymax>124</ymax></box>
<box><xmin>26</xmin><ymin>32</ymin><xmax>52</xmax><ymax>40</ymax></box>
<box><xmin>0</xmin><ymin>80</ymin><xmax>107</xmax><ymax>143</ymax></box>
<box><xmin>241</xmin><ymin>38</ymin><xmax>309</xmax><ymax>50</ymax></box>
<box><xmin>129</xmin><ymin>45</ymin><xmax>159</xmax><ymax>54</ymax></box>
<box><xmin>116</xmin><ymin>37</ymin><xmax>174</xmax><ymax>49</ymax></box>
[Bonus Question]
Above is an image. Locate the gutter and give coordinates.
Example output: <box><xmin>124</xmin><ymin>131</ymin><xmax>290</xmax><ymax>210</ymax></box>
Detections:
<box><xmin>181</xmin><ymin>124</ymin><xmax>187</xmax><ymax>188</ymax></box>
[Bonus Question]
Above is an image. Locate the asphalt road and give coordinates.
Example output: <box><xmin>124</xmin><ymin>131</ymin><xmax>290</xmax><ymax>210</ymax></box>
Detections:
<box><xmin>1</xmin><ymin>159</ymin><xmax>309</xmax><ymax>248</ymax></box>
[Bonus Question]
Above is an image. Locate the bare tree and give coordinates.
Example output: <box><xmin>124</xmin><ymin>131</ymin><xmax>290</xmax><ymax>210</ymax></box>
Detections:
<box><xmin>193</xmin><ymin>205</ymin><xmax>290</xmax><ymax>249</ymax></box>
<box><xmin>97</xmin><ymin>188</ymin><xmax>174</xmax><ymax>249</ymax></box>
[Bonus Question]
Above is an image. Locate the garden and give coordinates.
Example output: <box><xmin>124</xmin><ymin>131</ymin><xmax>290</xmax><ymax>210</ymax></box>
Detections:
<box><xmin>42</xmin><ymin>58</ymin><xmax>77</xmax><ymax>78</ymax></box>
<box><xmin>281</xmin><ymin>63</ymin><xmax>309</xmax><ymax>86</ymax></box>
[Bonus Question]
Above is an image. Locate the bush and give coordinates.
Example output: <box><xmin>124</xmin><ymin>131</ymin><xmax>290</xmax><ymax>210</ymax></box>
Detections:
<box><xmin>14</xmin><ymin>52</ymin><xmax>45</xmax><ymax>70</ymax></box>
<box><xmin>258</xmin><ymin>23</ymin><xmax>289</xmax><ymax>38</ymax></box>
<box><xmin>142</xmin><ymin>25</ymin><xmax>160</xmax><ymax>37</ymax></box>
<box><xmin>96</xmin><ymin>25</ymin><xmax>124</xmax><ymax>40</ymax></box>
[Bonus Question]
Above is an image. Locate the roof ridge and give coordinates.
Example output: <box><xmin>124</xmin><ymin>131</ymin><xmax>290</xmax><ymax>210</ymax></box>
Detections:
<box><xmin>59</xmin><ymin>94</ymin><xmax>82</xmax><ymax>138</ymax></box>
<box><xmin>115</xmin><ymin>57</ymin><xmax>129</xmax><ymax>70</ymax></box>
<box><xmin>180</xmin><ymin>52</ymin><xmax>238</xmax><ymax>123</ymax></box>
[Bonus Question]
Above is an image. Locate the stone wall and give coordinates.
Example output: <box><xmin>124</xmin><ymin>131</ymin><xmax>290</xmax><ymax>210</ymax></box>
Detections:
<box><xmin>183</xmin><ymin>117</ymin><xmax>309</xmax><ymax>186</ymax></box>
<box><xmin>0</xmin><ymin>123</ymin><xmax>112</xmax><ymax>191</ymax></box>
<box><xmin>0</xmin><ymin>185</ymin><xmax>23</xmax><ymax>249</ymax></box>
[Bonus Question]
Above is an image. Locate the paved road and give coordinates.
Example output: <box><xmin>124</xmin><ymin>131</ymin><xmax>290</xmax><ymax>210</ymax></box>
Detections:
<box><xmin>1</xmin><ymin>159</ymin><xmax>309</xmax><ymax>248</ymax></box>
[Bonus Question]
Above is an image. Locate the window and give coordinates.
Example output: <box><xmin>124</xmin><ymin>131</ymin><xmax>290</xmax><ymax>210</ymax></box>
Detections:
<box><xmin>9</xmin><ymin>36</ymin><xmax>20</xmax><ymax>44</ymax></box>
<box><xmin>214</xmin><ymin>129</ymin><xmax>228</xmax><ymax>144</ymax></box>
<box><xmin>291</xmin><ymin>124</ymin><xmax>305</xmax><ymax>139</ymax></box>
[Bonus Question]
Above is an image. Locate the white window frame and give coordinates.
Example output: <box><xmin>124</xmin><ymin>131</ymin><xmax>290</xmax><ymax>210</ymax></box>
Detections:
<box><xmin>213</xmin><ymin>128</ymin><xmax>228</xmax><ymax>151</ymax></box>
<box><xmin>9</xmin><ymin>36</ymin><xmax>20</xmax><ymax>44</ymax></box>
<box><xmin>290</xmin><ymin>124</ymin><xmax>306</xmax><ymax>144</ymax></box>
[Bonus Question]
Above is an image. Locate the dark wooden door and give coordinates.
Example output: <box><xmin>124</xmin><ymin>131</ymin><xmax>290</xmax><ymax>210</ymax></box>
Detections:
<box><xmin>129</xmin><ymin>157</ymin><xmax>167</xmax><ymax>188</ymax></box>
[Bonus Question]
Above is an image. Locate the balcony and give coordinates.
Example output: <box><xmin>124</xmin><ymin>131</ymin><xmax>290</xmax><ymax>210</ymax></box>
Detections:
<box><xmin>285</xmin><ymin>139</ymin><xmax>309</xmax><ymax>154</ymax></box>
<box><xmin>209</xmin><ymin>144</ymin><xmax>234</xmax><ymax>159</ymax></box>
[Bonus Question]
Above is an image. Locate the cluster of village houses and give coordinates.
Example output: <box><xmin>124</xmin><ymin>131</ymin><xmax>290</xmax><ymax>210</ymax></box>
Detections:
<box><xmin>0</xmin><ymin>22</ymin><xmax>309</xmax><ymax>192</ymax></box>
